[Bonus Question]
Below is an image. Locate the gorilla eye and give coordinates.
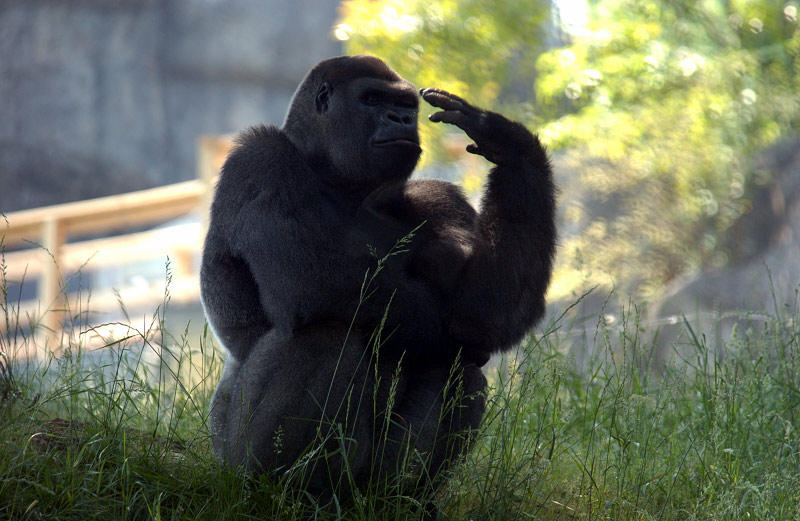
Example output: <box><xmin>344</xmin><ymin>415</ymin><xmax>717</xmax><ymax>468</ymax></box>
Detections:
<box><xmin>363</xmin><ymin>95</ymin><xmax>382</xmax><ymax>106</ymax></box>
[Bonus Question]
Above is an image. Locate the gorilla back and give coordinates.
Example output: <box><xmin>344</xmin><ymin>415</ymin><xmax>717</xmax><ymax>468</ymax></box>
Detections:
<box><xmin>201</xmin><ymin>55</ymin><xmax>556</xmax><ymax>497</ymax></box>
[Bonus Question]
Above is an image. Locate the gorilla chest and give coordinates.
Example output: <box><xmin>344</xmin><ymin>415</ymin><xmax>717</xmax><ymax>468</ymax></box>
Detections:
<box><xmin>352</xmin><ymin>196</ymin><xmax>472</xmax><ymax>297</ymax></box>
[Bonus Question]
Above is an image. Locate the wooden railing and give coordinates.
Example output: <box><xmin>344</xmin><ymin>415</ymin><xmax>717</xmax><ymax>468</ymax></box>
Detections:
<box><xmin>1</xmin><ymin>136</ymin><xmax>232</xmax><ymax>353</ymax></box>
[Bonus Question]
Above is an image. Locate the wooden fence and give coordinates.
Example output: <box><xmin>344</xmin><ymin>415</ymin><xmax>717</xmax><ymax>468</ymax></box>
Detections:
<box><xmin>1</xmin><ymin>136</ymin><xmax>231</xmax><ymax>354</ymax></box>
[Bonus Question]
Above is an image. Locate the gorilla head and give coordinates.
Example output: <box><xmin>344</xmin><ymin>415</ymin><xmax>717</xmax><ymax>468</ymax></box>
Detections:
<box><xmin>282</xmin><ymin>55</ymin><xmax>421</xmax><ymax>190</ymax></box>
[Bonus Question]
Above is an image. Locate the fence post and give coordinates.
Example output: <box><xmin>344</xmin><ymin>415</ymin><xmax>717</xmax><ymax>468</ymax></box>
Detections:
<box><xmin>38</xmin><ymin>217</ymin><xmax>65</xmax><ymax>354</ymax></box>
<box><xmin>197</xmin><ymin>137</ymin><xmax>223</xmax><ymax>228</ymax></box>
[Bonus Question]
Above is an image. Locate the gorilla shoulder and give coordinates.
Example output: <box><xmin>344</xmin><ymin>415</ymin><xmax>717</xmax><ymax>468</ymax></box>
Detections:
<box><xmin>212</xmin><ymin>124</ymin><xmax>311</xmax><ymax>225</ymax></box>
<box><xmin>218</xmin><ymin>124</ymin><xmax>297</xmax><ymax>185</ymax></box>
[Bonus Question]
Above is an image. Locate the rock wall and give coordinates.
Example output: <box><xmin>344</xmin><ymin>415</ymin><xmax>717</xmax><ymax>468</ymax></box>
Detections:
<box><xmin>543</xmin><ymin>138</ymin><xmax>800</xmax><ymax>372</ymax></box>
<box><xmin>0</xmin><ymin>0</ymin><xmax>341</xmax><ymax>213</ymax></box>
<box><xmin>649</xmin><ymin>137</ymin><xmax>800</xmax><ymax>367</ymax></box>
<box><xmin>658</xmin><ymin>137</ymin><xmax>800</xmax><ymax>317</ymax></box>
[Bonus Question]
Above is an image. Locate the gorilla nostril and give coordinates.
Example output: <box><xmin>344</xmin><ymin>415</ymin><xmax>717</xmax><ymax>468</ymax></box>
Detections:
<box><xmin>385</xmin><ymin>112</ymin><xmax>414</xmax><ymax>126</ymax></box>
<box><xmin>385</xmin><ymin>112</ymin><xmax>403</xmax><ymax>124</ymax></box>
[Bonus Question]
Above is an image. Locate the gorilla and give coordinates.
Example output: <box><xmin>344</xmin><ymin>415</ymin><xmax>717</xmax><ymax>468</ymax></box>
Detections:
<box><xmin>200</xmin><ymin>55</ymin><xmax>556</xmax><ymax>499</ymax></box>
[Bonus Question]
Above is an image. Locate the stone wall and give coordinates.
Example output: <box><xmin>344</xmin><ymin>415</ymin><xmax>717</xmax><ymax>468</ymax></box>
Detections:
<box><xmin>657</xmin><ymin>137</ymin><xmax>800</xmax><ymax>317</ymax></box>
<box><xmin>0</xmin><ymin>0</ymin><xmax>341</xmax><ymax>213</ymax></box>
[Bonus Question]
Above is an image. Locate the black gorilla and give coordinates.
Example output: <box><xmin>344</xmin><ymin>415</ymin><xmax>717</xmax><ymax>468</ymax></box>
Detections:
<box><xmin>201</xmin><ymin>55</ymin><xmax>556</xmax><ymax>496</ymax></box>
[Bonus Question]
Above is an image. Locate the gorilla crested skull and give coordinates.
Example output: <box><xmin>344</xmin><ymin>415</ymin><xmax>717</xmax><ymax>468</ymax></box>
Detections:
<box><xmin>200</xmin><ymin>55</ymin><xmax>556</xmax><ymax>498</ymax></box>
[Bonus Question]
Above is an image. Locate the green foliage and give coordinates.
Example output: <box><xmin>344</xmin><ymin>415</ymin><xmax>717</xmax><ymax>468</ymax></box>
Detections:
<box><xmin>338</xmin><ymin>0</ymin><xmax>800</xmax><ymax>297</ymax></box>
<box><xmin>538</xmin><ymin>0</ymin><xmax>800</xmax><ymax>297</ymax></box>
<box><xmin>338</xmin><ymin>0</ymin><xmax>550</xmax><ymax>101</ymax></box>
<box><xmin>338</xmin><ymin>0</ymin><xmax>552</xmax><ymax>165</ymax></box>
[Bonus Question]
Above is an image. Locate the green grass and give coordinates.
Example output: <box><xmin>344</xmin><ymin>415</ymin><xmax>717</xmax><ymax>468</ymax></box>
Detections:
<box><xmin>1</xmin><ymin>254</ymin><xmax>799</xmax><ymax>520</ymax></box>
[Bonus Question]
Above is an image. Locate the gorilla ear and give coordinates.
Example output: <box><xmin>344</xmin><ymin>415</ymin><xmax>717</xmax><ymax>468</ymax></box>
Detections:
<box><xmin>315</xmin><ymin>82</ymin><xmax>331</xmax><ymax>114</ymax></box>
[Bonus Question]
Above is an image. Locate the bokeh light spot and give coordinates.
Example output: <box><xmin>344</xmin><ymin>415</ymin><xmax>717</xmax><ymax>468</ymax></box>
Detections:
<box><xmin>785</xmin><ymin>4</ymin><xmax>798</xmax><ymax>22</ymax></box>
<box><xmin>748</xmin><ymin>18</ymin><xmax>763</xmax><ymax>33</ymax></box>
<box><xmin>334</xmin><ymin>23</ymin><xmax>352</xmax><ymax>41</ymax></box>
<box><xmin>565</xmin><ymin>82</ymin><xmax>582</xmax><ymax>100</ymax></box>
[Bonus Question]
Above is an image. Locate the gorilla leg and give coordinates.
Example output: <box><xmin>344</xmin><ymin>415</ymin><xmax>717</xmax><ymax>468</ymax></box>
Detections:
<box><xmin>209</xmin><ymin>325</ymin><xmax>486</xmax><ymax>495</ymax></box>
<box><xmin>209</xmin><ymin>325</ymin><xmax>385</xmax><ymax>494</ymax></box>
<box><xmin>371</xmin><ymin>363</ymin><xmax>487</xmax><ymax>490</ymax></box>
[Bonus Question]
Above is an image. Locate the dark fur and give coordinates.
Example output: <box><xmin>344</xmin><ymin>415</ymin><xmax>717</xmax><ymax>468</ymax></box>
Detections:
<box><xmin>201</xmin><ymin>55</ymin><xmax>556</xmax><ymax>497</ymax></box>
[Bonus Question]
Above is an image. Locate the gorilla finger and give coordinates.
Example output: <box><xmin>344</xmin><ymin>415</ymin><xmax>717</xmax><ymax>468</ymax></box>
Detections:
<box><xmin>421</xmin><ymin>88</ymin><xmax>466</xmax><ymax>111</ymax></box>
<box><xmin>466</xmin><ymin>144</ymin><xmax>497</xmax><ymax>162</ymax></box>
<box><xmin>428</xmin><ymin>110</ymin><xmax>448</xmax><ymax>123</ymax></box>
<box><xmin>420</xmin><ymin>87</ymin><xmax>451</xmax><ymax>99</ymax></box>
<box><xmin>429</xmin><ymin>110</ymin><xmax>469</xmax><ymax>127</ymax></box>
<box><xmin>466</xmin><ymin>144</ymin><xmax>490</xmax><ymax>158</ymax></box>
<box><xmin>424</xmin><ymin>95</ymin><xmax>463</xmax><ymax>112</ymax></box>
<box><xmin>421</xmin><ymin>87</ymin><xmax>468</xmax><ymax>104</ymax></box>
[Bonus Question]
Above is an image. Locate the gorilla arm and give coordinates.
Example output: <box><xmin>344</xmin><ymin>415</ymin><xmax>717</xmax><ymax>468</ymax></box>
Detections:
<box><xmin>421</xmin><ymin>89</ymin><xmax>557</xmax><ymax>362</ymax></box>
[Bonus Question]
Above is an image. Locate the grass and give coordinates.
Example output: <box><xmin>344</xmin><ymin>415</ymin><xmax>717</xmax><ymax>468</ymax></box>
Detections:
<box><xmin>1</xmin><ymin>251</ymin><xmax>799</xmax><ymax>520</ymax></box>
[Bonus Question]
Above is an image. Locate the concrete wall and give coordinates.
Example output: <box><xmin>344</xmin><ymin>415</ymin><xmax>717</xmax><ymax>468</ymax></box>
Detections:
<box><xmin>0</xmin><ymin>0</ymin><xmax>342</xmax><ymax>213</ymax></box>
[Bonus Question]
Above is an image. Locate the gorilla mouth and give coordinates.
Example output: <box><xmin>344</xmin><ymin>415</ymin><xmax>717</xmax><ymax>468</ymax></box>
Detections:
<box><xmin>373</xmin><ymin>137</ymin><xmax>420</xmax><ymax>147</ymax></box>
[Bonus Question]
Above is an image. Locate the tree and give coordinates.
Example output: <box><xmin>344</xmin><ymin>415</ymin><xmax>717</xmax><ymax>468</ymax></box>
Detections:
<box><xmin>338</xmin><ymin>0</ymin><xmax>800</xmax><ymax>298</ymax></box>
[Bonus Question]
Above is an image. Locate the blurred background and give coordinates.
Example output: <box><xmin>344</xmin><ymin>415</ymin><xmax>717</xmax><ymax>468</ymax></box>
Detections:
<box><xmin>1</xmin><ymin>0</ymin><xmax>798</xmax><ymax>361</ymax></box>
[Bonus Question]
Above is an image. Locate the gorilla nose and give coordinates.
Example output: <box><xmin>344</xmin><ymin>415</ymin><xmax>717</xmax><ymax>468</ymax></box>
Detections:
<box><xmin>382</xmin><ymin>110</ymin><xmax>414</xmax><ymax>126</ymax></box>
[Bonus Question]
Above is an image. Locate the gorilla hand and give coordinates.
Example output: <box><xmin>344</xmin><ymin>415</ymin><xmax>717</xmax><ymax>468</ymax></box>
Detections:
<box><xmin>421</xmin><ymin>88</ymin><xmax>534</xmax><ymax>166</ymax></box>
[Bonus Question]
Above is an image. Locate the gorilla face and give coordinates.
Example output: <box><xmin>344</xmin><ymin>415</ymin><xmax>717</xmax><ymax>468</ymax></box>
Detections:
<box><xmin>283</xmin><ymin>55</ymin><xmax>422</xmax><ymax>190</ymax></box>
<box><xmin>322</xmin><ymin>75</ymin><xmax>421</xmax><ymax>186</ymax></box>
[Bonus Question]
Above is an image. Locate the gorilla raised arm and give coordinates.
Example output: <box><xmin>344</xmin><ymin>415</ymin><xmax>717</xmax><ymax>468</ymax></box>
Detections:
<box><xmin>201</xmin><ymin>55</ymin><xmax>555</xmax><ymax>499</ymax></box>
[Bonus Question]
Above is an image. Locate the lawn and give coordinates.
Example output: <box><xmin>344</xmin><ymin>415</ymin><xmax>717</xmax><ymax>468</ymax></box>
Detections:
<box><xmin>2</xmin><ymin>268</ymin><xmax>799</xmax><ymax>520</ymax></box>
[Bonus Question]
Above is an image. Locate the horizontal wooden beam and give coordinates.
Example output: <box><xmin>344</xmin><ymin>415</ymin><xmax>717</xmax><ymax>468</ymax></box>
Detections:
<box><xmin>3</xmin><ymin>222</ymin><xmax>203</xmax><ymax>280</ymax></box>
<box><xmin>0</xmin><ymin>135</ymin><xmax>233</xmax><ymax>352</ymax></box>
<box><xmin>1</xmin><ymin>276</ymin><xmax>201</xmax><ymax>348</ymax></box>
<box><xmin>2</xmin><ymin>180</ymin><xmax>206</xmax><ymax>247</ymax></box>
